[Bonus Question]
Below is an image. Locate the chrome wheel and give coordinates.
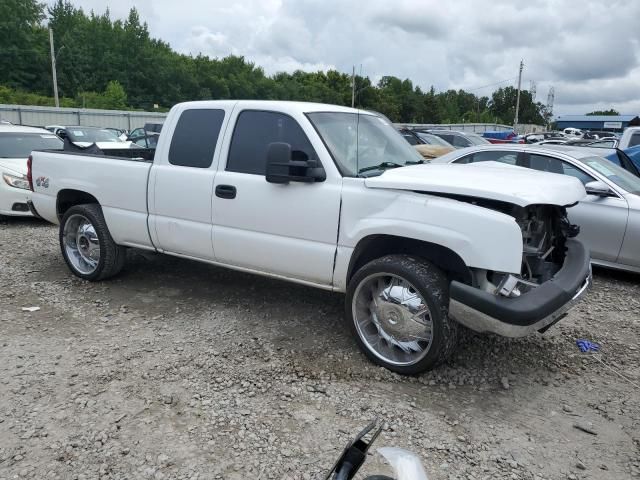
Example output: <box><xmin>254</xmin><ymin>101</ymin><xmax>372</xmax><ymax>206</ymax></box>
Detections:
<box><xmin>352</xmin><ymin>273</ymin><xmax>434</xmax><ymax>366</ymax></box>
<box><xmin>63</xmin><ymin>214</ymin><xmax>100</xmax><ymax>275</ymax></box>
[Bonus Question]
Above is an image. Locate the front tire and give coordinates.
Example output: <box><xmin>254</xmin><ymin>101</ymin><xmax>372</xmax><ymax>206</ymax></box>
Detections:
<box><xmin>345</xmin><ymin>255</ymin><xmax>458</xmax><ymax>375</ymax></box>
<box><xmin>59</xmin><ymin>204</ymin><xmax>126</xmax><ymax>281</ymax></box>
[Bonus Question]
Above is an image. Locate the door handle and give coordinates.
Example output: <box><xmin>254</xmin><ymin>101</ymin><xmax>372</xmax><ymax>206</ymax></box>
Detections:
<box><xmin>215</xmin><ymin>184</ymin><xmax>237</xmax><ymax>199</ymax></box>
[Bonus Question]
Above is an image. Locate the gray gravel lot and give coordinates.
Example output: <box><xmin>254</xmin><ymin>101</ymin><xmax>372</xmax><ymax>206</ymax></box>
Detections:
<box><xmin>1</xmin><ymin>217</ymin><xmax>639</xmax><ymax>480</ymax></box>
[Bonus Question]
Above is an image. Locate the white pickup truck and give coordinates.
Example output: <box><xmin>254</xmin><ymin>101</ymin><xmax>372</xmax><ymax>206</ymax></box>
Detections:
<box><xmin>28</xmin><ymin>100</ymin><xmax>592</xmax><ymax>374</ymax></box>
<box><xmin>618</xmin><ymin>126</ymin><xmax>640</xmax><ymax>150</ymax></box>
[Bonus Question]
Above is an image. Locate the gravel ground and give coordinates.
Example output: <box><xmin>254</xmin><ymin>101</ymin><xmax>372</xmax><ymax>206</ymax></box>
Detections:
<box><xmin>1</xmin><ymin>217</ymin><xmax>639</xmax><ymax>480</ymax></box>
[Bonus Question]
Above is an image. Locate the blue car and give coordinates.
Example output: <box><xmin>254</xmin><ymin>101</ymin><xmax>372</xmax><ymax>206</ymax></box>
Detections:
<box><xmin>599</xmin><ymin>147</ymin><xmax>640</xmax><ymax>177</ymax></box>
<box><xmin>615</xmin><ymin>145</ymin><xmax>640</xmax><ymax>172</ymax></box>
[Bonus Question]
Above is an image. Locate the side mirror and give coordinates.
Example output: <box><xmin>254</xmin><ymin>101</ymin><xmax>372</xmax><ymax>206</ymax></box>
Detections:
<box><xmin>265</xmin><ymin>142</ymin><xmax>326</xmax><ymax>184</ymax></box>
<box><xmin>585</xmin><ymin>180</ymin><xmax>614</xmax><ymax>197</ymax></box>
<box><xmin>58</xmin><ymin>130</ymin><xmax>67</xmax><ymax>139</ymax></box>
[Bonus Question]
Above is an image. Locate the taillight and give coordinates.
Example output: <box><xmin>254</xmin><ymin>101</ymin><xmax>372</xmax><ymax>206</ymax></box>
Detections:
<box><xmin>27</xmin><ymin>155</ymin><xmax>33</xmax><ymax>191</ymax></box>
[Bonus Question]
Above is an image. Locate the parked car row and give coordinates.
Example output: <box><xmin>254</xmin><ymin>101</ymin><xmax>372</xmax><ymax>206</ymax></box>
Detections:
<box><xmin>399</xmin><ymin>127</ymin><xmax>491</xmax><ymax>149</ymax></box>
<box><xmin>525</xmin><ymin>128</ymin><xmax>621</xmax><ymax>145</ymax></box>
<box><xmin>45</xmin><ymin>125</ymin><xmax>137</xmax><ymax>149</ymax></box>
<box><xmin>43</xmin><ymin>123</ymin><xmax>163</xmax><ymax>149</ymax></box>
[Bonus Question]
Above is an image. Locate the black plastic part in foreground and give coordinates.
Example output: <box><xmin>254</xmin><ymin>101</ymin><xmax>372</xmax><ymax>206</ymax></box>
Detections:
<box><xmin>450</xmin><ymin>239</ymin><xmax>590</xmax><ymax>326</ymax></box>
<box><xmin>325</xmin><ymin>419</ymin><xmax>382</xmax><ymax>480</ymax></box>
<box><xmin>26</xmin><ymin>200</ymin><xmax>42</xmax><ymax>219</ymax></box>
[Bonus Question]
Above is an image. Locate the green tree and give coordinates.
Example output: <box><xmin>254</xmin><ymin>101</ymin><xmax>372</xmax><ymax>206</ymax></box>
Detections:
<box><xmin>102</xmin><ymin>80</ymin><xmax>127</xmax><ymax>108</ymax></box>
<box><xmin>586</xmin><ymin>109</ymin><xmax>619</xmax><ymax>116</ymax></box>
<box><xmin>0</xmin><ymin>0</ymin><xmax>48</xmax><ymax>89</ymax></box>
<box><xmin>77</xmin><ymin>80</ymin><xmax>128</xmax><ymax>109</ymax></box>
<box><xmin>0</xmin><ymin>0</ymin><xmax>554</xmax><ymax>124</ymax></box>
<box><xmin>489</xmin><ymin>86</ymin><xmax>544</xmax><ymax>125</ymax></box>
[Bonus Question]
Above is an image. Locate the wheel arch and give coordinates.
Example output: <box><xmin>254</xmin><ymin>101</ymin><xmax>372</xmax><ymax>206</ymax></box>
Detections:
<box><xmin>346</xmin><ymin>234</ymin><xmax>472</xmax><ymax>286</ymax></box>
<box><xmin>57</xmin><ymin>189</ymin><xmax>100</xmax><ymax>221</ymax></box>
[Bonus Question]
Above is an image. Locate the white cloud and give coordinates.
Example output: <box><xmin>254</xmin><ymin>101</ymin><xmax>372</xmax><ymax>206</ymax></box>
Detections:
<box><xmin>61</xmin><ymin>0</ymin><xmax>640</xmax><ymax>115</ymax></box>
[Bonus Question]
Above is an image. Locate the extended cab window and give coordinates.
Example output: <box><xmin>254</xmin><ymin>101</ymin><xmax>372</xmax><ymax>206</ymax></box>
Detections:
<box><xmin>227</xmin><ymin>110</ymin><xmax>317</xmax><ymax>175</ymax></box>
<box><xmin>168</xmin><ymin>109</ymin><xmax>225</xmax><ymax>168</ymax></box>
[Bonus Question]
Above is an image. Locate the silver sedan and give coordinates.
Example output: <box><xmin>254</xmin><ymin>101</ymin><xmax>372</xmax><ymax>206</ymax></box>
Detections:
<box><xmin>431</xmin><ymin>144</ymin><xmax>640</xmax><ymax>273</ymax></box>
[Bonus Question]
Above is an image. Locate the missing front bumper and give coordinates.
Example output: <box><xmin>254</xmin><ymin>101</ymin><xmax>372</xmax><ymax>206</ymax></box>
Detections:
<box><xmin>448</xmin><ymin>239</ymin><xmax>592</xmax><ymax>337</ymax></box>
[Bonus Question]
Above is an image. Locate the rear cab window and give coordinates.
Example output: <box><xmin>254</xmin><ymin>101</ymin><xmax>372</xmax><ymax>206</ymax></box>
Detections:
<box><xmin>168</xmin><ymin>109</ymin><xmax>225</xmax><ymax>168</ymax></box>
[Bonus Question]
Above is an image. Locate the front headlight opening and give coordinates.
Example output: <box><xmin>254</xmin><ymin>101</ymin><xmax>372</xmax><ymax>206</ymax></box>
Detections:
<box><xmin>2</xmin><ymin>173</ymin><xmax>30</xmax><ymax>190</ymax></box>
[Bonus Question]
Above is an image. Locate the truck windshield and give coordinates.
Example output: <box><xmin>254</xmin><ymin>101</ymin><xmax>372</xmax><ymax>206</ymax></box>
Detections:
<box><xmin>0</xmin><ymin>133</ymin><xmax>64</xmax><ymax>158</ymax></box>
<box><xmin>307</xmin><ymin>112</ymin><xmax>424</xmax><ymax>177</ymax></box>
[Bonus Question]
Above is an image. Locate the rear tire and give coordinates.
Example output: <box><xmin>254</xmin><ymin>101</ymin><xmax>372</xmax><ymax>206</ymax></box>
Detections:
<box><xmin>59</xmin><ymin>204</ymin><xmax>126</xmax><ymax>281</ymax></box>
<box><xmin>345</xmin><ymin>254</ymin><xmax>458</xmax><ymax>375</ymax></box>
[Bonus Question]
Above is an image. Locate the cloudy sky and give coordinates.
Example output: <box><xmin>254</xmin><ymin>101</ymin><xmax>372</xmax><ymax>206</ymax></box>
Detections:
<box><xmin>65</xmin><ymin>0</ymin><xmax>639</xmax><ymax>115</ymax></box>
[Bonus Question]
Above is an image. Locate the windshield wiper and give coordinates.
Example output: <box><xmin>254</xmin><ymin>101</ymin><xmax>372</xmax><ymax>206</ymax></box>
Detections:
<box><xmin>358</xmin><ymin>161</ymin><xmax>405</xmax><ymax>174</ymax></box>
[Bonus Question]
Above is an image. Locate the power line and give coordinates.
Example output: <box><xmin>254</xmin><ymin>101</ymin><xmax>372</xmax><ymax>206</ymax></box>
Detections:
<box><xmin>464</xmin><ymin>76</ymin><xmax>518</xmax><ymax>92</ymax></box>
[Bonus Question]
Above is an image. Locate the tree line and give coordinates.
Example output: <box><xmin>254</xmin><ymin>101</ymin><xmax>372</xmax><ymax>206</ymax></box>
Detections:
<box><xmin>1</xmin><ymin>0</ymin><xmax>550</xmax><ymax>125</ymax></box>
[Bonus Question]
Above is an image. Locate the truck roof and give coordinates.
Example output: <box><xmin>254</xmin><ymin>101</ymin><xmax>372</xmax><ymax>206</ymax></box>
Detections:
<box><xmin>174</xmin><ymin>100</ymin><xmax>364</xmax><ymax>115</ymax></box>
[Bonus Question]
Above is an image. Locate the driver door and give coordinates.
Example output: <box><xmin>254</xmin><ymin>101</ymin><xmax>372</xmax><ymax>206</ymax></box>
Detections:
<box><xmin>211</xmin><ymin>108</ymin><xmax>342</xmax><ymax>285</ymax></box>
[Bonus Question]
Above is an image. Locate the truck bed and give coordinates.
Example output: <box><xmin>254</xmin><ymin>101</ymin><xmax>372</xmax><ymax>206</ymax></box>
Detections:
<box><xmin>30</xmin><ymin>150</ymin><xmax>154</xmax><ymax>250</ymax></box>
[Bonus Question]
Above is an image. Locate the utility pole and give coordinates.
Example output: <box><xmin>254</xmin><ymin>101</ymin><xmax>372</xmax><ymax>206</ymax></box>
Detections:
<box><xmin>546</xmin><ymin>86</ymin><xmax>555</xmax><ymax>129</ymax></box>
<box><xmin>513</xmin><ymin>59</ymin><xmax>524</xmax><ymax>132</ymax></box>
<box><xmin>49</xmin><ymin>28</ymin><xmax>60</xmax><ymax>108</ymax></box>
<box><xmin>351</xmin><ymin>65</ymin><xmax>356</xmax><ymax>108</ymax></box>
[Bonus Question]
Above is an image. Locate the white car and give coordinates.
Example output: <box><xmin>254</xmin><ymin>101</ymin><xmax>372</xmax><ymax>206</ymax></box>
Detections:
<box><xmin>0</xmin><ymin>125</ymin><xmax>63</xmax><ymax>218</ymax></box>
<box><xmin>29</xmin><ymin>101</ymin><xmax>592</xmax><ymax>374</ymax></box>
<box><xmin>563</xmin><ymin>127</ymin><xmax>583</xmax><ymax>138</ymax></box>
<box><xmin>431</xmin><ymin>144</ymin><xmax>640</xmax><ymax>273</ymax></box>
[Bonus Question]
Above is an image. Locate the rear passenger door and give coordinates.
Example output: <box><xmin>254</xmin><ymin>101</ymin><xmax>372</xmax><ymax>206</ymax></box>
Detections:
<box><xmin>148</xmin><ymin>105</ymin><xmax>233</xmax><ymax>260</ymax></box>
<box><xmin>211</xmin><ymin>108</ymin><xmax>342</xmax><ymax>285</ymax></box>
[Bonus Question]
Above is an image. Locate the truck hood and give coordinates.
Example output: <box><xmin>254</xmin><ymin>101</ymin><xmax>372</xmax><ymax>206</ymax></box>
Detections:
<box><xmin>364</xmin><ymin>161</ymin><xmax>586</xmax><ymax>207</ymax></box>
<box><xmin>0</xmin><ymin>157</ymin><xmax>28</xmax><ymax>176</ymax></box>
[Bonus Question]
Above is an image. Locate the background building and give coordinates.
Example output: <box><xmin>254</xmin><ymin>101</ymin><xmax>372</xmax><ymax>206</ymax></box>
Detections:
<box><xmin>554</xmin><ymin>114</ymin><xmax>640</xmax><ymax>133</ymax></box>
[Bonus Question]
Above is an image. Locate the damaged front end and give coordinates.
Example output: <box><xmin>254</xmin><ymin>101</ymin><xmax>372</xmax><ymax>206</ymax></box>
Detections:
<box><xmin>445</xmin><ymin>197</ymin><xmax>592</xmax><ymax>337</ymax></box>
<box><xmin>487</xmin><ymin>203</ymin><xmax>581</xmax><ymax>298</ymax></box>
